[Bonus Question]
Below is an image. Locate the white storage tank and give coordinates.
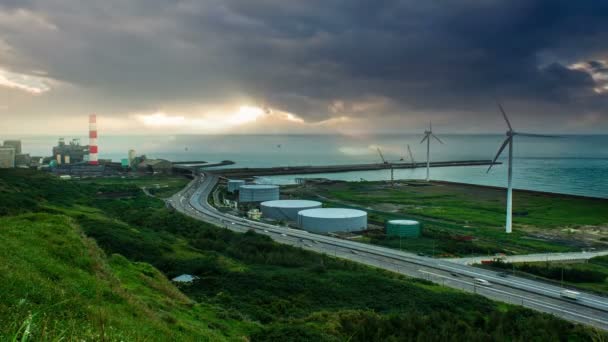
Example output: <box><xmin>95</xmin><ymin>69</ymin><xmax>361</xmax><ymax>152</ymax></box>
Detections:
<box><xmin>297</xmin><ymin>208</ymin><xmax>367</xmax><ymax>233</ymax></box>
<box><xmin>261</xmin><ymin>200</ymin><xmax>322</xmax><ymax>222</ymax></box>
<box><xmin>238</xmin><ymin>184</ymin><xmax>280</xmax><ymax>203</ymax></box>
<box><xmin>227</xmin><ymin>179</ymin><xmax>246</xmax><ymax>193</ymax></box>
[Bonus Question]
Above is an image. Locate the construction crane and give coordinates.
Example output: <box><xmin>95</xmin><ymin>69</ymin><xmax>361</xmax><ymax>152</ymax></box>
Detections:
<box><xmin>399</xmin><ymin>145</ymin><xmax>416</xmax><ymax>166</ymax></box>
<box><xmin>407</xmin><ymin>144</ymin><xmax>416</xmax><ymax>166</ymax></box>
<box><xmin>377</xmin><ymin>147</ymin><xmax>388</xmax><ymax>164</ymax></box>
<box><xmin>376</xmin><ymin>147</ymin><xmax>395</xmax><ymax>186</ymax></box>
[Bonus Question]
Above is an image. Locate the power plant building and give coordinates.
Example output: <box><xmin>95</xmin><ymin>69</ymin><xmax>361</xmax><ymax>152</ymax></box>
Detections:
<box><xmin>238</xmin><ymin>184</ymin><xmax>280</xmax><ymax>203</ymax></box>
<box><xmin>297</xmin><ymin>208</ymin><xmax>367</xmax><ymax>233</ymax></box>
<box><xmin>52</xmin><ymin>138</ymin><xmax>89</xmax><ymax>164</ymax></box>
<box><xmin>261</xmin><ymin>200</ymin><xmax>322</xmax><ymax>221</ymax></box>
<box><xmin>3</xmin><ymin>140</ymin><xmax>22</xmax><ymax>154</ymax></box>
<box><xmin>227</xmin><ymin>179</ymin><xmax>246</xmax><ymax>193</ymax></box>
<box><xmin>0</xmin><ymin>147</ymin><xmax>16</xmax><ymax>168</ymax></box>
<box><xmin>14</xmin><ymin>153</ymin><xmax>31</xmax><ymax>167</ymax></box>
<box><xmin>386</xmin><ymin>220</ymin><xmax>421</xmax><ymax>238</ymax></box>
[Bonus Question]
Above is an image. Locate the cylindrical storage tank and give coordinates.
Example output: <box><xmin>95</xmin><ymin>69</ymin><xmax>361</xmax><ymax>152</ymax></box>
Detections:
<box><xmin>386</xmin><ymin>220</ymin><xmax>421</xmax><ymax>238</ymax></box>
<box><xmin>297</xmin><ymin>208</ymin><xmax>367</xmax><ymax>233</ymax></box>
<box><xmin>227</xmin><ymin>179</ymin><xmax>246</xmax><ymax>193</ymax></box>
<box><xmin>238</xmin><ymin>184</ymin><xmax>280</xmax><ymax>203</ymax></box>
<box><xmin>261</xmin><ymin>200</ymin><xmax>322</xmax><ymax>222</ymax></box>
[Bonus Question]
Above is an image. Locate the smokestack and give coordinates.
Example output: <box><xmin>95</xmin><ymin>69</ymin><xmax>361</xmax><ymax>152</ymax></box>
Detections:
<box><xmin>89</xmin><ymin>114</ymin><xmax>98</xmax><ymax>165</ymax></box>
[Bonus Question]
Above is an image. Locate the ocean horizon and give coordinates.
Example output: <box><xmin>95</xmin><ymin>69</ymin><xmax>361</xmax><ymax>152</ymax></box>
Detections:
<box><xmin>8</xmin><ymin>134</ymin><xmax>608</xmax><ymax>199</ymax></box>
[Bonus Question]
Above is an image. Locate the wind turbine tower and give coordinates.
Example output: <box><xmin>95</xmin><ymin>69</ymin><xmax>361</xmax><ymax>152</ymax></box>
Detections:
<box><xmin>420</xmin><ymin>122</ymin><xmax>443</xmax><ymax>181</ymax></box>
<box><xmin>487</xmin><ymin>103</ymin><xmax>556</xmax><ymax>233</ymax></box>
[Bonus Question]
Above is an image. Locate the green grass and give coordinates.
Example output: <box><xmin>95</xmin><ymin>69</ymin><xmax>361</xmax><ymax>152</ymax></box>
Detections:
<box><xmin>484</xmin><ymin>256</ymin><xmax>608</xmax><ymax>295</ymax></box>
<box><xmin>78</xmin><ymin>174</ymin><xmax>190</xmax><ymax>198</ymax></box>
<box><xmin>0</xmin><ymin>169</ymin><xmax>605</xmax><ymax>341</ymax></box>
<box><xmin>0</xmin><ymin>213</ymin><xmax>247</xmax><ymax>341</ymax></box>
<box><xmin>284</xmin><ymin>180</ymin><xmax>608</xmax><ymax>256</ymax></box>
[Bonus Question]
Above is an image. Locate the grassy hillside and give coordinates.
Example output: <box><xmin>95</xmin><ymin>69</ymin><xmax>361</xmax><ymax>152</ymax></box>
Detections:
<box><xmin>0</xmin><ymin>213</ymin><xmax>247</xmax><ymax>341</ymax></box>
<box><xmin>0</xmin><ymin>169</ymin><xmax>605</xmax><ymax>341</ymax></box>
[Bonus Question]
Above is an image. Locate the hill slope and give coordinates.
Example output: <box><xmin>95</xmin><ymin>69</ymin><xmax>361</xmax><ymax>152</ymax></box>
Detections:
<box><xmin>0</xmin><ymin>169</ymin><xmax>605</xmax><ymax>341</ymax></box>
<box><xmin>0</xmin><ymin>213</ymin><xmax>247</xmax><ymax>341</ymax></box>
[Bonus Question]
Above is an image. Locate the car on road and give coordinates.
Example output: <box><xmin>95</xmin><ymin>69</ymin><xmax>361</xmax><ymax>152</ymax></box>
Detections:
<box><xmin>263</xmin><ymin>230</ymin><xmax>269</xmax><ymax>233</ymax></box>
<box><xmin>417</xmin><ymin>252</ymin><xmax>426</xmax><ymax>257</ymax></box>
<box><xmin>351</xmin><ymin>250</ymin><xmax>358</xmax><ymax>255</ymax></box>
<box><xmin>281</xmin><ymin>233</ymin><xmax>287</xmax><ymax>237</ymax></box>
<box><xmin>497</xmin><ymin>272</ymin><xmax>509</xmax><ymax>278</ymax></box>
<box><xmin>474</xmin><ymin>278</ymin><xmax>491</xmax><ymax>286</ymax></box>
<box><xmin>560</xmin><ymin>290</ymin><xmax>579</xmax><ymax>300</ymax></box>
<box><xmin>450</xmin><ymin>272</ymin><xmax>459</xmax><ymax>278</ymax></box>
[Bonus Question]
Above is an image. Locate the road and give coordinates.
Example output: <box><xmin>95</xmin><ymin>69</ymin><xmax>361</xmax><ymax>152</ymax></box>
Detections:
<box><xmin>449</xmin><ymin>251</ymin><xmax>608</xmax><ymax>265</ymax></box>
<box><xmin>168</xmin><ymin>172</ymin><xmax>608</xmax><ymax>330</ymax></box>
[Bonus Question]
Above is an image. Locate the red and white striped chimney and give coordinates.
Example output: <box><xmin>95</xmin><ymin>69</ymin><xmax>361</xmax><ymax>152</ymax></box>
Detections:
<box><xmin>89</xmin><ymin>114</ymin><xmax>99</xmax><ymax>165</ymax></box>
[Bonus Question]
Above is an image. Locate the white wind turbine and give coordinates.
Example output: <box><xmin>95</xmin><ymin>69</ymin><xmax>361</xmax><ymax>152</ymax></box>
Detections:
<box><xmin>487</xmin><ymin>103</ymin><xmax>557</xmax><ymax>233</ymax></box>
<box><xmin>420</xmin><ymin>122</ymin><xmax>444</xmax><ymax>181</ymax></box>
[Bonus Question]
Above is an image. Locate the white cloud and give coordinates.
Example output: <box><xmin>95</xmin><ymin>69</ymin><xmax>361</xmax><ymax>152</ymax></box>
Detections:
<box><xmin>0</xmin><ymin>8</ymin><xmax>57</xmax><ymax>32</ymax></box>
<box><xmin>0</xmin><ymin>68</ymin><xmax>51</xmax><ymax>94</ymax></box>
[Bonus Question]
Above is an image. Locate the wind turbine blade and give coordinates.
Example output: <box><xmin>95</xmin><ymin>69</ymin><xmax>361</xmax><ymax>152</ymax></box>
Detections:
<box><xmin>430</xmin><ymin>121</ymin><xmax>432</xmax><ymax>132</ymax></box>
<box><xmin>420</xmin><ymin>135</ymin><xmax>429</xmax><ymax>144</ymax></box>
<box><xmin>497</xmin><ymin>102</ymin><xmax>513</xmax><ymax>131</ymax></box>
<box><xmin>431</xmin><ymin>134</ymin><xmax>444</xmax><ymax>144</ymax></box>
<box><xmin>515</xmin><ymin>132</ymin><xmax>560</xmax><ymax>138</ymax></box>
<box><xmin>487</xmin><ymin>137</ymin><xmax>511</xmax><ymax>173</ymax></box>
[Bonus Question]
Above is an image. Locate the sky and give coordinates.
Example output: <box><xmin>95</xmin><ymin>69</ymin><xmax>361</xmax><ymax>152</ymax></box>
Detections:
<box><xmin>0</xmin><ymin>0</ymin><xmax>607</xmax><ymax>135</ymax></box>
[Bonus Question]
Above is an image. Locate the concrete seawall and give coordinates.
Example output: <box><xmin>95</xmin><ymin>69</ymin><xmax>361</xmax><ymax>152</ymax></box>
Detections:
<box><xmin>214</xmin><ymin>159</ymin><xmax>500</xmax><ymax>177</ymax></box>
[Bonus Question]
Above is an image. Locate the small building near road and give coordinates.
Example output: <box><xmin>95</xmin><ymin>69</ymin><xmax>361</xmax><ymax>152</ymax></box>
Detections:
<box><xmin>171</xmin><ymin>274</ymin><xmax>199</xmax><ymax>283</ymax></box>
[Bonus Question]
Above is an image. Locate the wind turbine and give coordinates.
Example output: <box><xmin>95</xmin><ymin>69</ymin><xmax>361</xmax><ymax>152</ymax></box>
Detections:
<box><xmin>487</xmin><ymin>103</ymin><xmax>556</xmax><ymax>234</ymax></box>
<box><xmin>420</xmin><ymin>122</ymin><xmax>444</xmax><ymax>181</ymax></box>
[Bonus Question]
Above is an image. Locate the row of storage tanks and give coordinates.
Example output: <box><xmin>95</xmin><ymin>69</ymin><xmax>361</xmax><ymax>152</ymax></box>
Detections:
<box><xmin>227</xmin><ymin>179</ymin><xmax>420</xmax><ymax>236</ymax></box>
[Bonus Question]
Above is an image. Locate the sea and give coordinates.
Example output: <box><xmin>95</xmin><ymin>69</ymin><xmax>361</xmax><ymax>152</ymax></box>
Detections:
<box><xmin>11</xmin><ymin>134</ymin><xmax>608</xmax><ymax>199</ymax></box>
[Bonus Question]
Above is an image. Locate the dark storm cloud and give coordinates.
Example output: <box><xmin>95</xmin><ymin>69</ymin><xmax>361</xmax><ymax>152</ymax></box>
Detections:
<box><xmin>2</xmin><ymin>0</ymin><xmax>608</xmax><ymax>130</ymax></box>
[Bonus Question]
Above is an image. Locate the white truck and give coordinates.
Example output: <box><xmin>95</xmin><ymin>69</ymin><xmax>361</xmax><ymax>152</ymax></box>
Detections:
<box><xmin>474</xmin><ymin>278</ymin><xmax>491</xmax><ymax>286</ymax></box>
<box><xmin>560</xmin><ymin>290</ymin><xmax>580</xmax><ymax>300</ymax></box>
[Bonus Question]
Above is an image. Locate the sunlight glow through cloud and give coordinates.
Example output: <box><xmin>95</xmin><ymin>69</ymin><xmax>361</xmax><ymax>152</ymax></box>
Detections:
<box><xmin>0</xmin><ymin>68</ymin><xmax>51</xmax><ymax>94</ymax></box>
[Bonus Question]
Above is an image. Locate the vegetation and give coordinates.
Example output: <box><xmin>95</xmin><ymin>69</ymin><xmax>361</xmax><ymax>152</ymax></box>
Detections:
<box><xmin>283</xmin><ymin>180</ymin><xmax>608</xmax><ymax>256</ymax></box>
<box><xmin>0</xmin><ymin>214</ymin><xmax>247</xmax><ymax>341</ymax></box>
<box><xmin>0</xmin><ymin>169</ymin><xmax>605</xmax><ymax>340</ymax></box>
<box><xmin>486</xmin><ymin>257</ymin><xmax>608</xmax><ymax>295</ymax></box>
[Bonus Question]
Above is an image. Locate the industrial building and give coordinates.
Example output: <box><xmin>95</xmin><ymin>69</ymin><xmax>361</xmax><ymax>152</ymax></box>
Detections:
<box><xmin>0</xmin><ymin>147</ymin><xmax>16</xmax><ymax>168</ymax></box>
<box><xmin>14</xmin><ymin>153</ymin><xmax>31</xmax><ymax>167</ymax></box>
<box><xmin>297</xmin><ymin>208</ymin><xmax>367</xmax><ymax>233</ymax></box>
<box><xmin>137</xmin><ymin>159</ymin><xmax>173</xmax><ymax>174</ymax></box>
<box><xmin>52</xmin><ymin>138</ymin><xmax>89</xmax><ymax>164</ymax></box>
<box><xmin>386</xmin><ymin>220</ymin><xmax>421</xmax><ymax>238</ymax></box>
<box><xmin>261</xmin><ymin>200</ymin><xmax>322</xmax><ymax>222</ymax></box>
<box><xmin>238</xmin><ymin>184</ymin><xmax>280</xmax><ymax>203</ymax></box>
<box><xmin>128</xmin><ymin>149</ymin><xmax>137</xmax><ymax>165</ymax></box>
<box><xmin>227</xmin><ymin>179</ymin><xmax>246</xmax><ymax>193</ymax></box>
<box><xmin>3</xmin><ymin>140</ymin><xmax>22</xmax><ymax>154</ymax></box>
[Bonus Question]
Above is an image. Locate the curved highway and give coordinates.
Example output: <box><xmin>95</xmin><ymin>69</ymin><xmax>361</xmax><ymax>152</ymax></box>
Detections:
<box><xmin>169</xmin><ymin>172</ymin><xmax>608</xmax><ymax>330</ymax></box>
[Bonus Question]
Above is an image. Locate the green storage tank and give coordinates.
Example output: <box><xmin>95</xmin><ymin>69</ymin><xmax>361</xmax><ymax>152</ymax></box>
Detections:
<box><xmin>386</xmin><ymin>219</ymin><xmax>421</xmax><ymax>238</ymax></box>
